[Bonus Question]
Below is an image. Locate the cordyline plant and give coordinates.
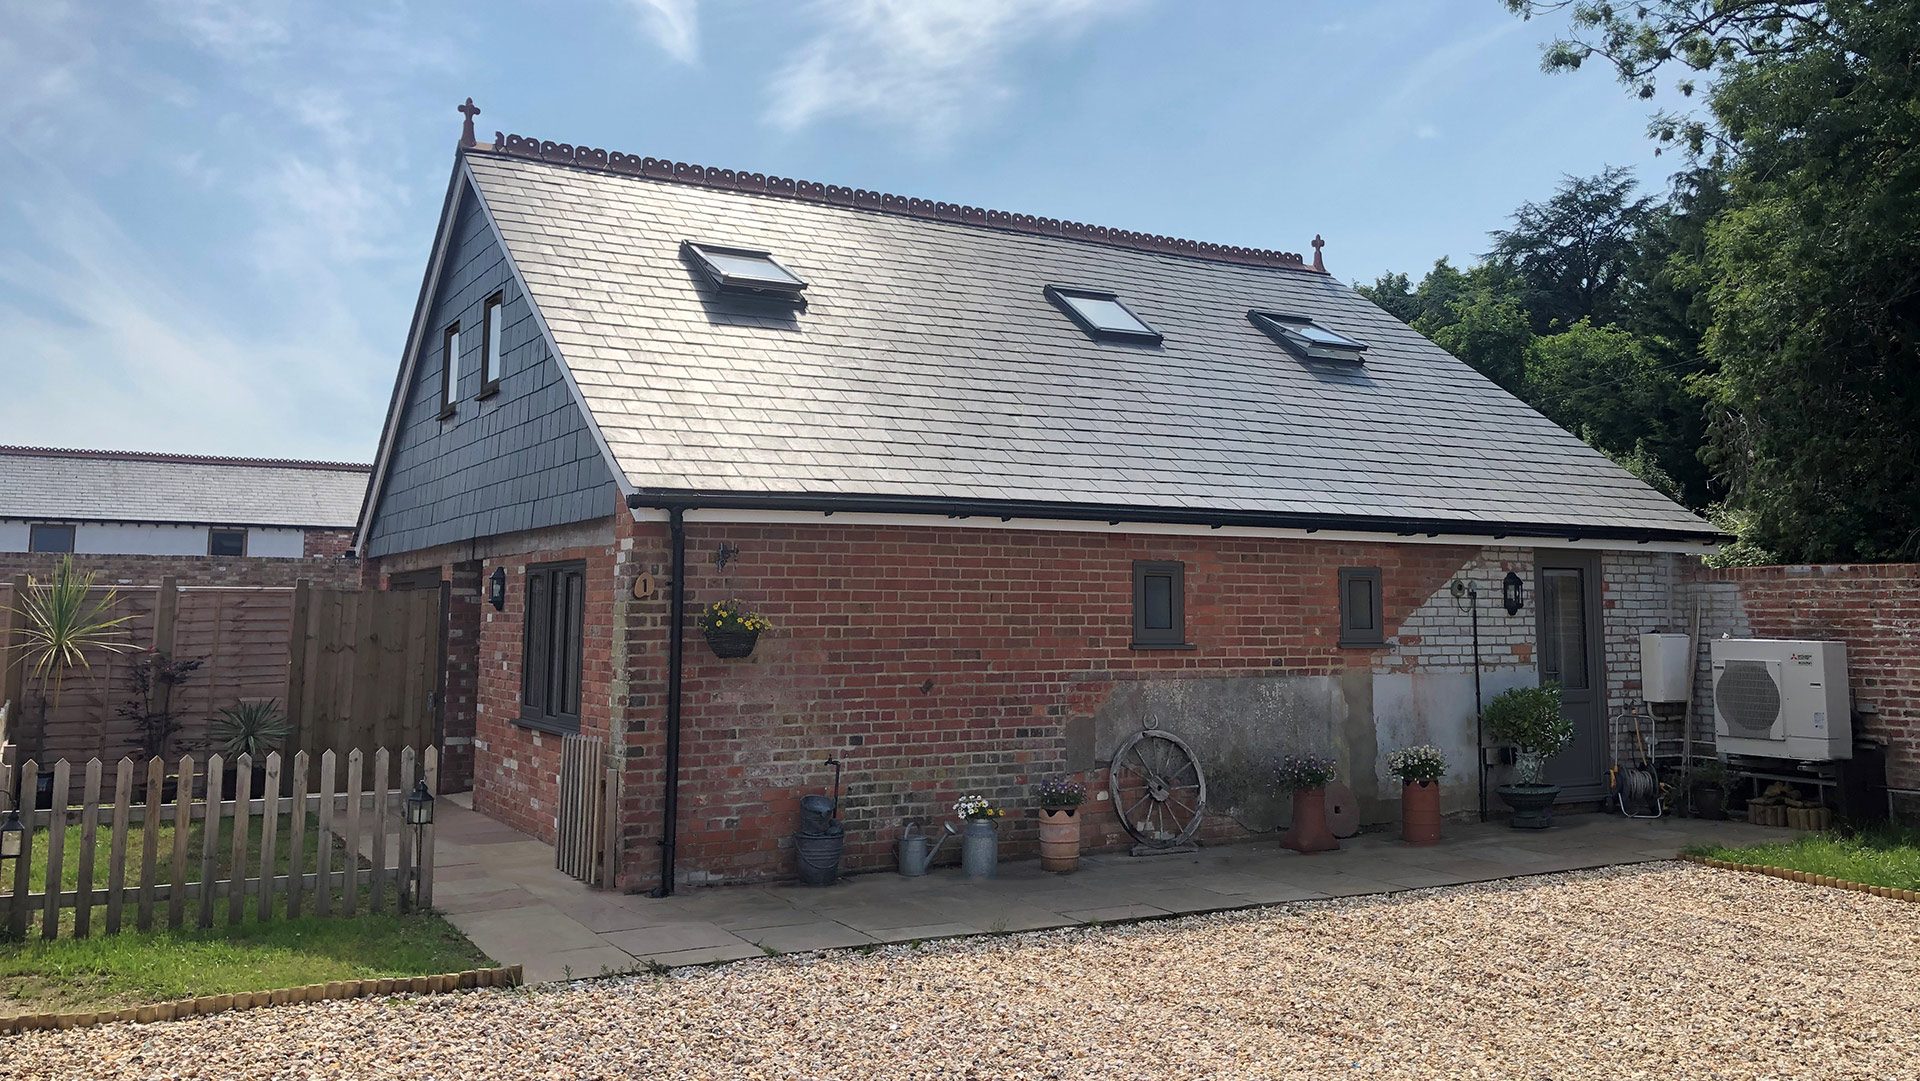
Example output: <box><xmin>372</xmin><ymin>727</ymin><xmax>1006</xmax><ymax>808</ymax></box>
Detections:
<box><xmin>10</xmin><ymin>556</ymin><xmax>135</xmax><ymax>707</ymax></box>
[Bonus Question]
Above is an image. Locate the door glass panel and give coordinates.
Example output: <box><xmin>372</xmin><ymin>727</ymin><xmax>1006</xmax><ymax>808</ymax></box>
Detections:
<box><xmin>1540</xmin><ymin>568</ymin><xmax>1589</xmax><ymax>690</ymax></box>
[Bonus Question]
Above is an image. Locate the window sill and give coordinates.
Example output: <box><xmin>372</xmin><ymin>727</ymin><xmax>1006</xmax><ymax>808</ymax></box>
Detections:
<box><xmin>477</xmin><ymin>382</ymin><xmax>500</xmax><ymax>401</ymax></box>
<box><xmin>513</xmin><ymin>715</ymin><xmax>580</xmax><ymax>738</ymax></box>
<box><xmin>1338</xmin><ymin>639</ymin><xmax>1388</xmax><ymax>650</ymax></box>
<box><xmin>1130</xmin><ymin>641</ymin><xmax>1196</xmax><ymax>651</ymax></box>
<box><xmin>438</xmin><ymin>405</ymin><xmax>457</xmax><ymax>422</ymax></box>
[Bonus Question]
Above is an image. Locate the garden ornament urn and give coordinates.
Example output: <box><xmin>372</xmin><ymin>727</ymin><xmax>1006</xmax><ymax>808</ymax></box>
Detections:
<box><xmin>1401</xmin><ymin>780</ymin><xmax>1442</xmax><ymax>846</ymax></box>
<box><xmin>1037</xmin><ymin>807</ymin><xmax>1081</xmax><ymax>873</ymax></box>
<box><xmin>1280</xmin><ymin>788</ymin><xmax>1340</xmax><ymax>854</ymax></box>
<box><xmin>1496</xmin><ymin>751</ymin><xmax>1560</xmax><ymax>829</ymax></box>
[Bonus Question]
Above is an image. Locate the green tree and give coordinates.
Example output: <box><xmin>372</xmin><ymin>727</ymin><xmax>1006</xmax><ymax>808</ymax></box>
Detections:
<box><xmin>1511</xmin><ymin>0</ymin><xmax>1920</xmax><ymax>561</ymax></box>
<box><xmin>1429</xmin><ymin>289</ymin><xmax>1535</xmax><ymax>394</ymax></box>
<box><xmin>1527</xmin><ymin>320</ymin><xmax>1682</xmax><ymax>470</ymax></box>
<box><xmin>1487</xmin><ymin>166</ymin><xmax>1656</xmax><ymax>332</ymax></box>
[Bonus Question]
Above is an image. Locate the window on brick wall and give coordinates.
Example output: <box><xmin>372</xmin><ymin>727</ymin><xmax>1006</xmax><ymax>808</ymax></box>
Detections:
<box><xmin>208</xmin><ymin>528</ymin><xmax>248</xmax><ymax>557</ymax></box>
<box><xmin>1338</xmin><ymin>566</ymin><xmax>1384</xmax><ymax>647</ymax></box>
<box><xmin>522</xmin><ymin>561</ymin><xmax>585</xmax><ymax>732</ymax></box>
<box><xmin>1131</xmin><ymin>560</ymin><xmax>1188</xmax><ymax>648</ymax></box>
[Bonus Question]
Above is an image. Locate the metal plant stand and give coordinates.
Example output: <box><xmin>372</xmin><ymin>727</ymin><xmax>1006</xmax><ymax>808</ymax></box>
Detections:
<box><xmin>1108</xmin><ymin>726</ymin><xmax>1207</xmax><ymax>855</ymax></box>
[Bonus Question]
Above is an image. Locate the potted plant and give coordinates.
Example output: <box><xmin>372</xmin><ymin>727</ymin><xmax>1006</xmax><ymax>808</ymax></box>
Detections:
<box><xmin>1276</xmin><ymin>753</ymin><xmax>1339</xmax><ymax>853</ymax></box>
<box><xmin>1484</xmin><ymin>685</ymin><xmax>1574</xmax><ymax>829</ymax></box>
<box><xmin>954</xmin><ymin>794</ymin><xmax>1004</xmax><ymax>879</ymax></box>
<box><xmin>699</xmin><ymin>599</ymin><xmax>770</xmax><ymax>659</ymax></box>
<box><xmin>208</xmin><ymin>700</ymin><xmax>292</xmax><ymax>798</ymax></box>
<box><xmin>1388</xmin><ymin>744</ymin><xmax>1447</xmax><ymax>845</ymax></box>
<box><xmin>1690</xmin><ymin>758</ymin><xmax>1729</xmax><ymax>820</ymax></box>
<box><xmin>1035</xmin><ymin>775</ymin><xmax>1087</xmax><ymax>873</ymax></box>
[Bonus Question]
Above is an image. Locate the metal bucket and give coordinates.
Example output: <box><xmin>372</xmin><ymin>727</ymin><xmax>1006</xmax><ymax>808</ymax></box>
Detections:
<box><xmin>794</xmin><ymin>826</ymin><xmax>845</xmax><ymax>887</ymax></box>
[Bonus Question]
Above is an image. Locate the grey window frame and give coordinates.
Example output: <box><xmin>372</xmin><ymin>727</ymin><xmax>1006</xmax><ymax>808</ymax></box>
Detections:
<box><xmin>1131</xmin><ymin>560</ymin><xmax>1189</xmax><ymax>649</ymax></box>
<box><xmin>1046</xmin><ymin>285</ymin><xmax>1164</xmax><ymax>345</ymax></box>
<box><xmin>438</xmin><ymin>321</ymin><xmax>461</xmax><ymax>420</ymax></box>
<box><xmin>28</xmin><ymin>523</ymin><xmax>75</xmax><ymax>554</ymax></box>
<box><xmin>682</xmin><ymin>240</ymin><xmax>809</xmax><ymax>304</ymax></box>
<box><xmin>478</xmin><ymin>291</ymin><xmax>504</xmax><ymax>399</ymax></box>
<box><xmin>208</xmin><ymin>528</ymin><xmax>248</xmax><ymax>557</ymax></box>
<box><xmin>1249</xmin><ymin>310</ymin><xmax>1367</xmax><ymax>363</ymax></box>
<box><xmin>1338</xmin><ymin>566</ymin><xmax>1385</xmax><ymax>647</ymax></box>
<box><xmin>520</xmin><ymin>560</ymin><xmax>586</xmax><ymax>734</ymax></box>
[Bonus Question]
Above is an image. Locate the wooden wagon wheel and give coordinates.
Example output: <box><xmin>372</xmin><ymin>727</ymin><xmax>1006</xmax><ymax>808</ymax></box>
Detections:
<box><xmin>1108</xmin><ymin>728</ymin><xmax>1207</xmax><ymax>848</ymax></box>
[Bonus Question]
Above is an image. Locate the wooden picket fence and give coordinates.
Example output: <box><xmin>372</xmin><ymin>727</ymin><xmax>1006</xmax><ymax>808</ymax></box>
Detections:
<box><xmin>1</xmin><ymin>745</ymin><xmax>437</xmax><ymax>941</ymax></box>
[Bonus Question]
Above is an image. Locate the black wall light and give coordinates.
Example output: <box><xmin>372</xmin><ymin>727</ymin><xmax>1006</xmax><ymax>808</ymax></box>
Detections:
<box><xmin>488</xmin><ymin>566</ymin><xmax>507</xmax><ymax>610</ymax></box>
<box><xmin>1502</xmin><ymin>571</ymin><xmax>1526</xmax><ymax>616</ymax></box>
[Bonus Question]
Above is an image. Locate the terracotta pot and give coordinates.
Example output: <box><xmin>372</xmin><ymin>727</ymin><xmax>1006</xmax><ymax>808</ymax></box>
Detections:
<box><xmin>1280</xmin><ymin>787</ymin><xmax>1339</xmax><ymax>854</ymax></box>
<box><xmin>1401</xmin><ymin>779</ymin><xmax>1442</xmax><ymax>845</ymax></box>
<box><xmin>1038</xmin><ymin>807</ymin><xmax>1081</xmax><ymax>872</ymax></box>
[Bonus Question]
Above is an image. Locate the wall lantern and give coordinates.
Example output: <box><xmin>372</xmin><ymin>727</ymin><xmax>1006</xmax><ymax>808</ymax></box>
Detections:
<box><xmin>1502</xmin><ymin>571</ymin><xmax>1526</xmax><ymax>616</ymax></box>
<box><xmin>405</xmin><ymin>779</ymin><xmax>436</xmax><ymax>827</ymax></box>
<box><xmin>488</xmin><ymin>567</ymin><xmax>507</xmax><ymax>611</ymax></box>
<box><xmin>0</xmin><ymin>808</ymin><xmax>23</xmax><ymax>861</ymax></box>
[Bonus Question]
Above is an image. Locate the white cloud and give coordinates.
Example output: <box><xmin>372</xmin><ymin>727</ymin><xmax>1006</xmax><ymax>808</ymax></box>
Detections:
<box><xmin>624</xmin><ymin>0</ymin><xmax>700</xmax><ymax>63</ymax></box>
<box><xmin>1416</xmin><ymin>123</ymin><xmax>1441</xmax><ymax>140</ymax></box>
<box><xmin>151</xmin><ymin>0</ymin><xmax>293</xmax><ymax>61</ymax></box>
<box><xmin>765</xmin><ymin>0</ymin><xmax>1138</xmax><ymax>143</ymax></box>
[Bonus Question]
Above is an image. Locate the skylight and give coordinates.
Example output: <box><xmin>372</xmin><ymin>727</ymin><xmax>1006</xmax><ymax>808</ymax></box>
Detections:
<box><xmin>1249</xmin><ymin>311</ymin><xmax>1367</xmax><ymax>362</ymax></box>
<box><xmin>1043</xmin><ymin>285</ymin><xmax>1162</xmax><ymax>344</ymax></box>
<box><xmin>683</xmin><ymin>241</ymin><xmax>807</xmax><ymax>300</ymax></box>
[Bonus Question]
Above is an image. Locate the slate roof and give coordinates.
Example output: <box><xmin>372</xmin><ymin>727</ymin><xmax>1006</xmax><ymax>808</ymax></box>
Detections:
<box><xmin>458</xmin><ymin>144</ymin><xmax>1716</xmax><ymax>541</ymax></box>
<box><xmin>0</xmin><ymin>447</ymin><xmax>370</xmax><ymax>529</ymax></box>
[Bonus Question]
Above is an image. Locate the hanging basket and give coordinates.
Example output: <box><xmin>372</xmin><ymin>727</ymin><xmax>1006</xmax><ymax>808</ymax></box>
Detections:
<box><xmin>704</xmin><ymin>626</ymin><xmax>760</xmax><ymax>659</ymax></box>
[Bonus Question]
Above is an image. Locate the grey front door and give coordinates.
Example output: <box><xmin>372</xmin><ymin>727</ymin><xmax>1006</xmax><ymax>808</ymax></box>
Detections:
<box><xmin>1535</xmin><ymin>553</ymin><xmax>1608</xmax><ymax>799</ymax></box>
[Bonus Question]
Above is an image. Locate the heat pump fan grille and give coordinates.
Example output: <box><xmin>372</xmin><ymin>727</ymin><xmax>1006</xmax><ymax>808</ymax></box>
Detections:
<box><xmin>1717</xmin><ymin>660</ymin><xmax>1782</xmax><ymax>736</ymax></box>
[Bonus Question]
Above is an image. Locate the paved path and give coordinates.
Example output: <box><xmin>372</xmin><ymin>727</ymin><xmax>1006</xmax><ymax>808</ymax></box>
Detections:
<box><xmin>432</xmin><ymin>797</ymin><xmax>1782</xmax><ymax>983</ymax></box>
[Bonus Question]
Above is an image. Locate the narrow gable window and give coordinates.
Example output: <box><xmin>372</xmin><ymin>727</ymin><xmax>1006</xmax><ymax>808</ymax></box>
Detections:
<box><xmin>1047</xmin><ymin>286</ymin><xmax>1163</xmax><ymax>344</ymax></box>
<box><xmin>479</xmin><ymin>292</ymin><xmax>504</xmax><ymax>397</ymax></box>
<box><xmin>683</xmin><ymin>241</ymin><xmax>807</xmax><ymax>302</ymax></box>
<box><xmin>1338</xmin><ymin>567</ymin><xmax>1385</xmax><ymax>647</ymax></box>
<box><xmin>1131</xmin><ymin>560</ymin><xmax>1188</xmax><ymax>648</ymax></box>
<box><xmin>439</xmin><ymin>322</ymin><xmax>461</xmax><ymax>419</ymax></box>
<box><xmin>208</xmin><ymin>528</ymin><xmax>247</xmax><ymax>557</ymax></box>
<box><xmin>1250</xmin><ymin>311</ymin><xmax>1366</xmax><ymax>363</ymax></box>
<box><xmin>29</xmin><ymin>523</ymin><xmax>75</xmax><ymax>554</ymax></box>
<box><xmin>522</xmin><ymin>561</ymin><xmax>586</xmax><ymax>733</ymax></box>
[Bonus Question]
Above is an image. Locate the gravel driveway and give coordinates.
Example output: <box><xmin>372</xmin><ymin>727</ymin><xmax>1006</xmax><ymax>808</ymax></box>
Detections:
<box><xmin>10</xmin><ymin>863</ymin><xmax>1917</xmax><ymax>1080</ymax></box>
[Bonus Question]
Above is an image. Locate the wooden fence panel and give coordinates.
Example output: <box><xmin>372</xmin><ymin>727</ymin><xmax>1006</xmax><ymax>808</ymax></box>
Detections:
<box><xmin>557</xmin><ymin>736</ymin><xmax>613</xmax><ymax>886</ymax></box>
<box><xmin>3</xmin><ymin>746</ymin><xmax>435</xmax><ymax>941</ymax></box>
<box><xmin>170</xmin><ymin>588</ymin><xmax>296</xmax><ymax>749</ymax></box>
<box><xmin>286</xmin><ymin>587</ymin><xmax>440</xmax><ymax>763</ymax></box>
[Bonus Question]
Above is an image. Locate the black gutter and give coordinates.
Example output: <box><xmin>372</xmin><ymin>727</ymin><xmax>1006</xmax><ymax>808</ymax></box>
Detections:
<box><xmin>650</xmin><ymin>507</ymin><xmax>687</xmax><ymax>898</ymax></box>
<box><xmin>626</xmin><ymin>490</ymin><xmax>1723</xmax><ymax>546</ymax></box>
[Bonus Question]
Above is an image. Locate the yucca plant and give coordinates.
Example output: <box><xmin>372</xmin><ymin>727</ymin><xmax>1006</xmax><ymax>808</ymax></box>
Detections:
<box><xmin>10</xmin><ymin>555</ymin><xmax>135</xmax><ymax>707</ymax></box>
<box><xmin>208</xmin><ymin>699</ymin><xmax>293</xmax><ymax>759</ymax></box>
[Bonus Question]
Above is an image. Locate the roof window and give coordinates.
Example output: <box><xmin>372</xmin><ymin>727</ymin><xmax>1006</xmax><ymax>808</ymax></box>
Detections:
<box><xmin>683</xmin><ymin>241</ymin><xmax>807</xmax><ymax>301</ymax></box>
<box><xmin>1250</xmin><ymin>311</ymin><xmax>1366</xmax><ymax>362</ymax></box>
<box><xmin>1045</xmin><ymin>285</ymin><xmax>1162</xmax><ymax>344</ymax></box>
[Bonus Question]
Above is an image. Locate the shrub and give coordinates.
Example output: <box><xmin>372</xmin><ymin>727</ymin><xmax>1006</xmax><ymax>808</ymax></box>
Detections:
<box><xmin>208</xmin><ymin>700</ymin><xmax>293</xmax><ymax>759</ymax></box>
<box><xmin>1482</xmin><ymin>685</ymin><xmax>1573</xmax><ymax>757</ymax></box>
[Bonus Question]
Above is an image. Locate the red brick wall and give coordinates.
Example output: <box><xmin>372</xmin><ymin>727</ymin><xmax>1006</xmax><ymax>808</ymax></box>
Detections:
<box><xmin>1692</xmin><ymin>563</ymin><xmax>1920</xmax><ymax>808</ymax></box>
<box><xmin>303</xmin><ymin>528</ymin><xmax>354</xmax><ymax>560</ymax></box>
<box><xmin>471</xmin><ymin>540</ymin><xmax>622</xmax><ymax>842</ymax></box>
<box><xmin>611</xmin><ymin>521</ymin><xmax>1474</xmax><ymax>888</ymax></box>
<box><xmin>0</xmin><ymin>549</ymin><xmax>360</xmax><ymax>589</ymax></box>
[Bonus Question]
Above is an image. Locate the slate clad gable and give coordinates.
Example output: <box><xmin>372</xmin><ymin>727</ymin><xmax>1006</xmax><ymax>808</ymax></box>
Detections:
<box><xmin>364</xmin><ymin>184</ymin><xmax>618</xmax><ymax>558</ymax></box>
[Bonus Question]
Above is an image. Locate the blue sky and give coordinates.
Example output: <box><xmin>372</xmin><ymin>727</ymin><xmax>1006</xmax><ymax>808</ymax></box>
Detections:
<box><xmin>0</xmin><ymin>0</ymin><xmax>1692</xmax><ymax>462</ymax></box>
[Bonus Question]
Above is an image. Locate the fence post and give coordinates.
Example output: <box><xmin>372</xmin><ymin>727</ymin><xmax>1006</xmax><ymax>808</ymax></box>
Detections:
<box><xmin>41</xmin><ymin>758</ymin><xmax>70</xmax><ymax>939</ymax></box>
<box><xmin>369</xmin><ymin>747</ymin><xmax>389</xmax><ymax>913</ymax></box>
<box><xmin>285</xmin><ymin>579</ymin><xmax>311</xmax><ymax>758</ymax></box>
<box><xmin>227</xmin><ymin>753</ymin><xmax>252</xmax><ymax>926</ymax></box>
<box><xmin>168</xmin><ymin>755</ymin><xmax>194</xmax><ymax>929</ymax></box>
<box><xmin>104</xmin><ymin>758</ymin><xmax>133</xmax><ymax>934</ymax></box>
<box><xmin>286</xmin><ymin>751</ymin><xmax>309</xmax><ymax>918</ymax></box>
<box><xmin>198</xmin><ymin>755</ymin><xmax>224</xmax><ymax>930</ymax></box>
<box><xmin>74</xmin><ymin>759</ymin><xmax>102</xmax><ymax>938</ymax></box>
<box><xmin>420</xmin><ymin>745</ymin><xmax>438</xmax><ymax>910</ymax></box>
<box><xmin>397</xmin><ymin>747</ymin><xmax>416</xmax><ymax>913</ymax></box>
<box><xmin>3</xmin><ymin>575</ymin><xmax>33</xmax><ymax>760</ymax></box>
<box><xmin>6</xmin><ymin>757</ymin><xmax>36</xmax><ymax>941</ymax></box>
<box><xmin>137</xmin><ymin>755</ymin><xmax>163</xmax><ymax>930</ymax></box>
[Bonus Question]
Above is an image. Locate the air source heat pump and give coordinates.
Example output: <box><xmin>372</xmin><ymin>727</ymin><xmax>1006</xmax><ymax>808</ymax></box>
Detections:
<box><xmin>1710</xmin><ymin>639</ymin><xmax>1850</xmax><ymax>761</ymax></box>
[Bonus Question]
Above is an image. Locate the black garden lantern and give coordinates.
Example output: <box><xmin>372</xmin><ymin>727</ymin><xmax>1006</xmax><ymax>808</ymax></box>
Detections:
<box><xmin>488</xmin><ymin>567</ymin><xmax>507</xmax><ymax>611</ymax></box>
<box><xmin>1502</xmin><ymin>571</ymin><xmax>1526</xmax><ymax>616</ymax></box>
<box><xmin>405</xmin><ymin>779</ymin><xmax>435</xmax><ymax>827</ymax></box>
<box><xmin>0</xmin><ymin>808</ymin><xmax>23</xmax><ymax>862</ymax></box>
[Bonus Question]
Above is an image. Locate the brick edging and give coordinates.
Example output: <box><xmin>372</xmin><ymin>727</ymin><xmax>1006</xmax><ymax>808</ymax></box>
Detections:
<box><xmin>1682</xmin><ymin>854</ymin><xmax>1920</xmax><ymax>903</ymax></box>
<box><xmin>0</xmin><ymin>965</ymin><xmax>522</xmax><ymax>1036</ymax></box>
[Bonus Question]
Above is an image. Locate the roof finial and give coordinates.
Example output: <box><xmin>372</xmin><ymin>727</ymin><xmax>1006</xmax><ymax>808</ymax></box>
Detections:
<box><xmin>1311</xmin><ymin>234</ymin><xmax>1326</xmax><ymax>273</ymax></box>
<box><xmin>457</xmin><ymin>98</ymin><xmax>481</xmax><ymax>149</ymax></box>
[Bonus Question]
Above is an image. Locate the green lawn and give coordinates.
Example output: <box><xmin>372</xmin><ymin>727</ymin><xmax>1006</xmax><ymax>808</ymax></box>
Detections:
<box><xmin>1689</xmin><ymin>827</ymin><xmax>1920</xmax><ymax>891</ymax></box>
<box><xmin>0</xmin><ymin>911</ymin><xmax>490</xmax><ymax>1016</ymax></box>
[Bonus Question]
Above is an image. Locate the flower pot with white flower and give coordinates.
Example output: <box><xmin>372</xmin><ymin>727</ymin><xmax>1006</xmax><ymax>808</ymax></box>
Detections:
<box><xmin>954</xmin><ymin>795</ymin><xmax>1004</xmax><ymax>879</ymax></box>
<box><xmin>1388</xmin><ymin>744</ymin><xmax>1447</xmax><ymax>845</ymax></box>
<box><xmin>1485</xmin><ymin>684</ymin><xmax>1574</xmax><ymax>829</ymax></box>
<box><xmin>1277</xmin><ymin>754</ymin><xmax>1339</xmax><ymax>854</ymax></box>
<box><xmin>699</xmin><ymin>599</ymin><xmax>770</xmax><ymax>659</ymax></box>
<box><xmin>1035</xmin><ymin>775</ymin><xmax>1086</xmax><ymax>873</ymax></box>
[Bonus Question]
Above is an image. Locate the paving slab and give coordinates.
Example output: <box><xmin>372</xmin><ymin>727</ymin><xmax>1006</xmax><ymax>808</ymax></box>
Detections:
<box><xmin>645</xmin><ymin>942</ymin><xmax>769</xmax><ymax>968</ymax></box>
<box><xmin>600</xmin><ymin>921</ymin><xmax>751</xmax><ymax>956</ymax></box>
<box><xmin>519</xmin><ymin>945</ymin><xmax>640</xmax><ymax>985</ymax></box>
<box><xmin>741</xmin><ymin>921</ymin><xmax>876</xmax><ymax>954</ymax></box>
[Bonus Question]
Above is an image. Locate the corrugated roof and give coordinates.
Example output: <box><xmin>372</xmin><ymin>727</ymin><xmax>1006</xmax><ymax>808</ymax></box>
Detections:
<box><xmin>461</xmin><ymin>147</ymin><xmax>1716</xmax><ymax>541</ymax></box>
<box><xmin>0</xmin><ymin>447</ymin><xmax>370</xmax><ymax>528</ymax></box>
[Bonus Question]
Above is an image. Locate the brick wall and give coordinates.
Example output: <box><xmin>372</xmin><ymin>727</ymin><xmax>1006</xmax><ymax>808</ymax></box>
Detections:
<box><xmin>302</xmin><ymin>528</ymin><xmax>354</xmax><ymax>560</ymax></box>
<box><xmin>0</xmin><ymin>548</ymin><xmax>360</xmax><ymax>589</ymax></box>
<box><xmin>1686</xmin><ymin>563</ymin><xmax>1920</xmax><ymax>820</ymax></box>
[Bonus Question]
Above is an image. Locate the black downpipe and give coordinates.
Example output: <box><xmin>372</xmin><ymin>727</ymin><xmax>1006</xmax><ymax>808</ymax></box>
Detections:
<box><xmin>650</xmin><ymin>507</ymin><xmax>687</xmax><ymax>898</ymax></box>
